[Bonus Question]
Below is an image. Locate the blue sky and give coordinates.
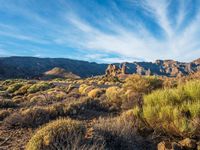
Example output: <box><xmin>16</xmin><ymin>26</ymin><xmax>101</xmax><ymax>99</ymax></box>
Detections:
<box><xmin>0</xmin><ymin>0</ymin><xmax>200</xmax><ymax>63</ymax></box>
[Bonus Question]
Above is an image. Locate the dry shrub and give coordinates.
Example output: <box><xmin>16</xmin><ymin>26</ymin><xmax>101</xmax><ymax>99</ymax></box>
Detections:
<box><xmin>30</xmin><ymin>94</ymin><xmax>47</xmax><ymax>103</ymax></box>
<box><xmin>3</xmin><ymin>107</ymin><xmax>54</xmax><ymax>128</ymax></box>
<box><xmin>106</xmin><ymin>86</ymin><xmax>122</xmax><ymax>104</ymax></box>
<box><xmin>0</xmin><ymin>109</ymin><xmax>12</xmax><ymax>120</ymax></box>
<box><xmin>12</xmin><ymin>96</ymin><xmax>25</xmax><ymax>103</ymax></box>
<box><xmin>3</xmin><ymin>97</ymin><xmax>109</xmax><ymax>128</ymax></box>
<box><xmin>93</xmin><ymin>110</ymin><xmax>152</xmax><ymax>150</ymax></box>
<box><xmin>26</xmin><ymin>118</ymin><xmax>86</xmax><ymax>150</ymax></box>
<box><xmin>14</xmin><ymin>84</ymin><xmax>32</xmax><ymax>95</ymax></box>
<box><xmin>0</xmin><ymin>99</ymin><xmax>17</xmax><ymax>108</ymax></box>
<box><xmin>79</xmin><ymin>84</ymin><xmax>95</xmax><ymax>95</ymax></box>
<box><xmin>88</xmin><ymin>88</ymin><xmax>105</xmax><ymax>98</ymax></box>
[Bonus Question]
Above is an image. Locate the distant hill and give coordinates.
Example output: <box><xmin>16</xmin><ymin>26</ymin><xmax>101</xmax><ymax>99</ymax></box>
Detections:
<box><xmin>0</xmin><ymin>57</ymin><xmax>107</xmax><ymax>79</ymax></box>
<box><xmin>0</xmin><ymin>56</ymin><xmax>199</xmax><ymax>79</ymax></box>
<box><xmin>43</xmin><ymin>67</ymin><xmax>80</xmax><ymax>79</ymax></box>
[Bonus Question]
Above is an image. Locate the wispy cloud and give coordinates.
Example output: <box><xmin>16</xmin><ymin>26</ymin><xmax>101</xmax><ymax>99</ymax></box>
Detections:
<box><xmin>0</xmin><ymin>0</ymin><xmax>199</xmax><ymax>62</ymax></box>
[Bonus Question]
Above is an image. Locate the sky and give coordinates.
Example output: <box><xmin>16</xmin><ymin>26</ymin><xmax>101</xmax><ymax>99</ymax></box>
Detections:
<box><xmin>0</xmin><ymin>0</ymin><xmax>200</xmax><ymax>63</ymax></box>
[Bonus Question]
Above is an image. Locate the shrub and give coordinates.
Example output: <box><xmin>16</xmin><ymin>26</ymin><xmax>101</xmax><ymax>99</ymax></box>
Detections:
<box><xmin>88</xmin><ymin>88</ymin><xmax>104</xmax><ymax>98</ymax></box>
<box><xmin>12</xmin><ymin>96</ymin><xmax>24</xmax><ymax>103</ymax></box>
<box><xmin>105</xmin><ymin>86</ymin><xmax>122</xmax><ymax>107</ymax></box>
<box><xmin>0</xmin><ymin>109</ymin><xmax>12</xmax><ymax>121</ymax></box>
<box><xmin>123</xmin><ymin>75</ymin><xmax>163</xmax><ymax>94</ymax></box>
<box><xmin>30</xmin><ymin>95</ymin><xmax>47</xmax><ymax>103</ymax></box>
<box><xmin>79</xmin><ymin>84</ymin><xmax>95</xmax><ymax>95</ymax></box>
<box><xmin>27</xmin><ymin>82</ymin><xmax>54</xmax><ymax>93</ymax></box>
<box><xmin>143</xmin><ymin>80</ymin><xmax>200</xmax><ymax>137</ymax></box>
<box><xmin>6</xmin><ymin>83</ymin><xmax>24</xmax><ymax>93</ymax></box>
<box><xmin>3</xmin><ymin>107</ymin><xmax>55</xmax><ymax>128</ymax></box>
<box><xmin>14</xmin><ymin>84</ymin><xmax>32</xmax><ymax>95</ymax></box>
<box><xmin>0</xmin><ymin>99</ymin><xmax>17</xmax><ymax>108</ymax></box>
<box><xmin>93</xmin><ymin>110</ymin><xmax>149</xmax><ymax>150</ymax></box>
<box><xmin>26</xmin><ymin>118</ymin><xmax>86</xmax><ymax>150</ymax></box>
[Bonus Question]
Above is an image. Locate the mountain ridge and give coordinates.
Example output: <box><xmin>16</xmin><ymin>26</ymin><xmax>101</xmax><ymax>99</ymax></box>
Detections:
<box><xmin>0</xmin><ymin>56</ymin><xmax>199</xmax><ymax>79</ymax></box>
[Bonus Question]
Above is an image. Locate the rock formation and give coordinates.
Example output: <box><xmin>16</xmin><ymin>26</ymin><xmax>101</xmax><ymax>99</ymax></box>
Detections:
<box><xmin>105</xmin><ymin>58</ymin><xmax>200</xmax><ymax>77</ymax></box>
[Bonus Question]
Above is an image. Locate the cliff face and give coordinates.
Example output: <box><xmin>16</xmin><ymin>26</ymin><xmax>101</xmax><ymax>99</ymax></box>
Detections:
<box><xmin>105</xmin><ymin>59</ymin><xmax>200</xmax><ymax>77</ymax></box>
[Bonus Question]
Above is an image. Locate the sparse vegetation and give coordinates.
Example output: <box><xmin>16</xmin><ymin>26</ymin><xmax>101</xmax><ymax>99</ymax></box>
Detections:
<box><xmin>0</xmin><ymin>75</ymin><xmax>199</xmax><ymax>149</ymax></box>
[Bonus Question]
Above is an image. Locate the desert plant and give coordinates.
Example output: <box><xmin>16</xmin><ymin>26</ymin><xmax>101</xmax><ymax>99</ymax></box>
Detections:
<box><xmin>26</xmin><ymin>118</ymin><xmax>86</xmax><ymax>150</ymax></box>
<box><xmin>14</xmin><ymin>84</ymin><xmax>32</xmax><ymax>95</ymax></box>
<box><xmin>6</xmin><ymin>83</ymin><xmax>24</xmax><ymax>93</ymax></box>
<box><xmin>27</xmin><ymin>82</ymin><xmax>54</xmax><ymax>93</ymax></box>
<box><xmin>0</xmin><ymin>99</ymin><xmax>17</xmax><ymax>108</ymax></box>
<box><xmin>123</xmin><ymin>75</ymin><xmax>162</xmax><ymax>94</ymax></box>
<box><xmin>0</xmin><ymin>109</ymin><xmax>12</xmax><ymax>120</ymax></box>
<box><xmin>88</xmin><ymin>88</ymin><xmax>104</xmax><ymax>98</ymax></box>
<box><xmin>142</xmin><ymin>80</ymin><xmax>200</xmax><ymax>137</ymax></box>
<box><xmin>105</xmin><ymin>86</ymin><xmax>122</xmax><ymax>107</ymax></box>
<box><xmin>93</xmin><ymin>110</ymin><xmax>149</xmax><ymax>150</ymax></box>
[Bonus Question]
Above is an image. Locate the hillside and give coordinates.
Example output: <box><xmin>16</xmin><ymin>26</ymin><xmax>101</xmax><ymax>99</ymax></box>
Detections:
<box><xmin>43</xmin><ymin>67</ymin><xmax>80</xmax><ymax>79</ymax></box>
<box><xmin>0</xmin><ymin>57</ymin><xmax>199</xmax><ymax>79</ymax></box>
<box><xmin>0</xmin><ymin>57</ymin><xmax>107</xmax><ymax>79</ymax></box>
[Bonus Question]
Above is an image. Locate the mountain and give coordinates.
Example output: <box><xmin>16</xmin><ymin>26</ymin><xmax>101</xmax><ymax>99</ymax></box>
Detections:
<box><xmin>0</xmin><ymin>56</ymin><xmax>107</xmax><ymax>79</ymax></box>
<box><xmin>43</xmin><ymin>67</ymin><xmax>80</xmax><ymax>79</ymax></box>
<box><xmin>0</xmin><ymin>56</ymin><xmax>199</xmax><ymax>79</ymax></box>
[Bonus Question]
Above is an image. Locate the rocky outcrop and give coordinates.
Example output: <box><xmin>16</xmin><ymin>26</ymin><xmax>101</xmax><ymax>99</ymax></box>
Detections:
<box><xmin>105</xmin><ymin>63</ymin><xmax>127</xmax><ymax>76</ymax></box>
<box><xmin>105</xmin><ymin>59</ymin><xmax>200</xmax><ymax>77</ymax></box>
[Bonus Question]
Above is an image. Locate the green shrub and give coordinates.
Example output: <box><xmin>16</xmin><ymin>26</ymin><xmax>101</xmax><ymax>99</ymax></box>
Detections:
<box><xmin>6</xmin><ymin>83</ymin><xmax>24</xmax><ymax>93</ymax></box>
<box><xmin>27</xmin><ymin>82</ymin><xmax>54</xmax><ymax>93</ymax></box>
<box><xmin>123</xmin><ymin>75</ymin><xmax>162</xmax><ymax>94</ymax></box>
<box><xmin>143</xmin><ymin>80</ymin><xmax>200</xmax><ymax>137</ymax></box>
<box><xmin>14</xmin><ymin>84</ymin><xmax>32</xmax><ymax>95</ymax></box>
<box><xmin>26</xmin><ymin>118</ymin><xmax>86</xmax><ymax>150</ymax></box>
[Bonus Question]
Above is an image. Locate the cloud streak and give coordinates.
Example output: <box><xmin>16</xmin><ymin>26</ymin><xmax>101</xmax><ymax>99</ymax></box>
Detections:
<box><xmin>0</xmin><ymin>0</ymin><xmax>199</xmax><ymax>62</ymax></box>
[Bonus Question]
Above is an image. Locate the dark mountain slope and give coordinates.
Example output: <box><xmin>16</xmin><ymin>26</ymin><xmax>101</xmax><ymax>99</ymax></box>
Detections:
<box><xmin>0</xmin><ymin>57</ymin><xmax>107</xmax><ymax>79</ymax></box>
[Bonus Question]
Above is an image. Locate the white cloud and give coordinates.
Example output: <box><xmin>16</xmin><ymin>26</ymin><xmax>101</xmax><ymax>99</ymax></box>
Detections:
<box><xmin>0</xmin><ymin>0</ymin><xmax>199</xmax><ymax>62</ymax></box>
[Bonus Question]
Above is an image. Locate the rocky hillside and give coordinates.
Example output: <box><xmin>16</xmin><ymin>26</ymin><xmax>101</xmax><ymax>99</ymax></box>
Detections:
<box><xmin>0</xmin><ymin>56</ymin><xmax>199</xmax><ymax>79</ymax></box>
<box><xmin>106</xmin><ymin>58</ymin><xmax>200</xmax><ymax>77</ymax></box>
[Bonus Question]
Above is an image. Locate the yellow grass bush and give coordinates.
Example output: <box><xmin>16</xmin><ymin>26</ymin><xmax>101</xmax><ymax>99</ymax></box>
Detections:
<box><xmin>123</xmin><ymin>75</ymin><xmax>163</xmax><ymax>94</ymax></box>
<box><xmin>105</xmin><ymin>86</ymin><xmax>123</xmax><ymax>107</ymax></box>
<box><xmin>88</xmin><ymin>88</ymin><xmax>104</xmax><ymax>98</ymax></box>
<box><xmin>26</xmin><ymin>118</ymin><xmax>86</xmax><ymax>150</ymax></box>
